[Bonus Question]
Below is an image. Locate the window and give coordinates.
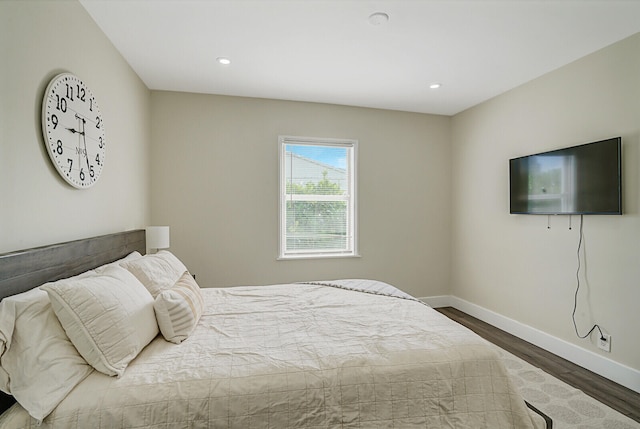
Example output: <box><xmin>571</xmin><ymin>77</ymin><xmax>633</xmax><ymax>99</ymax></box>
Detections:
<box><xmin>279</xmin><ymin>136</ymin><xmax>358</xmax><ymax>259</ymax></box>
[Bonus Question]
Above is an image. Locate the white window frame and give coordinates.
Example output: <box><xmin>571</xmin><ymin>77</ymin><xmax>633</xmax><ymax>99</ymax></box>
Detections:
<box><xmin>278</xmin><ymin>135</ymin><xmax>358</xmax><ymax>259</ymax></box>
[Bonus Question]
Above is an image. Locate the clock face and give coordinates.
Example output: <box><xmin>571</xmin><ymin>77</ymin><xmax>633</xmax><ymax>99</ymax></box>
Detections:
<box><xmin>42</xmin><ymin>73</ymin><xmax>106</xmax><ymax>189</ymax></box>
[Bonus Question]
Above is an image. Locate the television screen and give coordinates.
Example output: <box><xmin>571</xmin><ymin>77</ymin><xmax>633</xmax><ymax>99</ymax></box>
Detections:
<box><xmin>509</xmin><ymin>137</ymin><xmax>622</xmax><ymax>215</ymax></box>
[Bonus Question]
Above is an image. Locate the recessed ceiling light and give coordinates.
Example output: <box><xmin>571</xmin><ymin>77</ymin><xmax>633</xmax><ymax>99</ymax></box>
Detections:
<box><xmin>217</xmin><ymin>57</ymin><xmax>231</xmax><ymax>65</ymax></box>
<box><xmin>368</xmin><ymin>12</ymin><xmax>389</xmax><ymax>26</ymax></box>
<box><xmin>429</xmin><ymin>83</ymin><xmax>442</xmax><ymax>89</ymax></box>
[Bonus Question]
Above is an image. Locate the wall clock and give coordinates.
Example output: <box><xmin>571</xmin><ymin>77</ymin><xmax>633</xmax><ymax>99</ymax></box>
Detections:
<box><xmin>41</xmin><ymin>73</ymin><xmax>106</xmax><ymax>189</ymax></box>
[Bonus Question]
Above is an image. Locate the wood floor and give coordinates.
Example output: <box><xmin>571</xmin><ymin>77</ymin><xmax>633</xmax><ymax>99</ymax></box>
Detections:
<box><xmin>436</xmin><ymin>307</ymin><xmax>640</xmax><ymax>423</ymax></box>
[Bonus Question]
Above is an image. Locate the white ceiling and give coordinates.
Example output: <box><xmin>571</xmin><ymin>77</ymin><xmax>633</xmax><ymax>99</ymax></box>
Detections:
<box><xmin>79</xmin><ymin>0</ymin><xmax>640</xmax><ymax>116</ymax></box>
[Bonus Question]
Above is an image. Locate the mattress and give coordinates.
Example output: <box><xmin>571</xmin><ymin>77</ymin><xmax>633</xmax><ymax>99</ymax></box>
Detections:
<box><xmin>0</xmin><ymin>281</ymin><xmax>545</xmax><ymax>428</ymax></box>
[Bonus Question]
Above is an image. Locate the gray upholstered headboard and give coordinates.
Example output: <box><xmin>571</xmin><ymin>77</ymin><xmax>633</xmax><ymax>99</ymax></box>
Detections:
<box><xmin>0</xmin><ymin>229</ymin><xmax>146</xmax><ymax>413</ymax></box>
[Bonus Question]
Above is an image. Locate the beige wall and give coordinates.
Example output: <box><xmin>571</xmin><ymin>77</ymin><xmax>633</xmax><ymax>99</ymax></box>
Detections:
<box><xmin>0</xmin><ymin>0</ymin><xmax>151</xmax><ymax>253</ymax></box>
<box><xmin>451</xmin><ymin>33</ymin><xmax>640</xmax><ymax>369</ymax></box>
<box><xmin>150</xmin><ymin>92</ymin><xmax>451</xmax><ymax>298</ymax></box>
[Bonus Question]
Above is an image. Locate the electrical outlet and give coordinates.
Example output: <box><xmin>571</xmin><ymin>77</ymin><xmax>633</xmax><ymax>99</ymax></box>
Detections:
<box><xmin>598</xmin><ymin>334</ymin><xmax>611</xmax><ymax>352</ymax></box>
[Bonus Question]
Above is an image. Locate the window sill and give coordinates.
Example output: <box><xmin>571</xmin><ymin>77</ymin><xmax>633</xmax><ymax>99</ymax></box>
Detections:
<box><xmin>277</xmin><ymin>253</ymin><xmax>361</xmax><ymax>261</ymax></box>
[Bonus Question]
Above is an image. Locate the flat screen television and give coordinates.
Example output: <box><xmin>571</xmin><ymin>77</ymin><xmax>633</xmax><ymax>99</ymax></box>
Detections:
<box><xmin>509</xmin><ymin>137</ymin><xmax>622</xmax><ymax>215</ymax></box>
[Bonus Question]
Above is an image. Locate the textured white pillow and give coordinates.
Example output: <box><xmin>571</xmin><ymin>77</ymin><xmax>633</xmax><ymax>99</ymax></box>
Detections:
<box><xmin>120</xmin><ymin>251</ymin><xmax>187</xmax><ymax>298</ymax></box>
<box><xmin>43</xmin><ymin>266</ymin><xmax>158</xmax><ymax>377</ymax></box>
<box><xmin>0</xmin><ymin>287</ymin><xmax>93</xmax><ymax>423</ymax></box>
<box><xmin>154</xmin><ymin>272</ymin><xmax>204</xmax><ymax>344</ymax></box>
<box><xmin>94</xmin><ymin>250</ymin><xmax>142</xmax><ymax>274</ymax></box>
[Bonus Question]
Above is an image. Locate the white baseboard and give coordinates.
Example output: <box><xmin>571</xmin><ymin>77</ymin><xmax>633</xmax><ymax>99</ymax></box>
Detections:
<box><xmin>420</xmin><ymin>295</ymin><xmax>640</xmax><ymax>394</ymax></box>
<box><xmin>420</xmin><ymin>295</ymin><xmax>450</xmax><ymax>308</ymax></box>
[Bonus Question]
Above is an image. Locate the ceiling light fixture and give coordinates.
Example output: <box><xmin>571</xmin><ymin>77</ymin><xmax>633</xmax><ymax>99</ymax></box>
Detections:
<box><xmin>429</xmin><ymin>83</ymin><xmax>442</xmax><ymax>89</ymax></box>
<box><xmin>368</xmin><ymin>12</ymin><xmax>389</xmax><ymax>26</ymax></box>
<box><xmin>217</xmin><ymin>57</ymin><xmax>231</xmax><ymax>65</ymax></box>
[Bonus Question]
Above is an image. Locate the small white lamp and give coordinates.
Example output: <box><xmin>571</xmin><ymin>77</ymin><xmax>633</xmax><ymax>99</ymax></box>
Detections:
<box><xmin>146</xmin><ymin>226</ymin><xmax>170</xmax><ymax>253</ymax></box>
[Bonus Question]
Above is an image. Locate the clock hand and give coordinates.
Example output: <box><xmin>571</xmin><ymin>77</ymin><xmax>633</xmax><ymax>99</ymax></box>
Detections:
<box><xmin>77</xmin><ymin>117</ymin><xmax>82</xmax><ymax>177</ymax></box>
<box><xmin>81</xmin><ymin>118</ymin><xmax>91</xmax><ymax>172</ymax></box>
<box><xmin>66</xmin><ymin>127</ymin><xmax>84</xmax><ymax>135</ymax></box>
<box><xmin>68</xmin><ymin>113</ymin><xmax>86</xmax><ymax>135</ymax></box>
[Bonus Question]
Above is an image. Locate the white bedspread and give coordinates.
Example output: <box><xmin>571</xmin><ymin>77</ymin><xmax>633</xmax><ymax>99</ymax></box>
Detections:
<box><xmin>0</xmin><ymin>281</ymin><xmax>545</xmax><ymax>428</ymax></box>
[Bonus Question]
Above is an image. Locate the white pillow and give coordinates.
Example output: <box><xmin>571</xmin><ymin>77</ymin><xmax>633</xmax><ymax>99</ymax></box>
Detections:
<box><xmin>0</xmin><ymin>287</ymin><xmax>93</xmax><ymax>423</ymax></box>
<box><xmin>43</xmin><ymin>266</ymin><xmax>158</xmax><ymax>377</ymax></box>
<box><xmin>120</xmin><ymin>250</ymin><xmax>187</xmax><ymax>298</ymax></box>
<box><xmin>94</xmin><ymin>250</ymin><xmax>142</xmax><ymax>274</ymax></box>
<box><xmin>154</xmin><ymin>271</ymin><xmax>204</xmax><ymax>344</ymax></box>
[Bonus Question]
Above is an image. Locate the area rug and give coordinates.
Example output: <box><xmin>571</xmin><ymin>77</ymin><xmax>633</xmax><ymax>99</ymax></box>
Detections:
<box><xmin>492</xmin><ymin>346</ymin><xmax>640</xmax><ymax>429</ymax></box>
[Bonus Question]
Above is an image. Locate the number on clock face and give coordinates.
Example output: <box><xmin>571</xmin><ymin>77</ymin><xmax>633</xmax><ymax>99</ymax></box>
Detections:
<box><xmin>42</xmin><ymin>73</ymin><xmax>106</xmax><ymax>189</ymax></box>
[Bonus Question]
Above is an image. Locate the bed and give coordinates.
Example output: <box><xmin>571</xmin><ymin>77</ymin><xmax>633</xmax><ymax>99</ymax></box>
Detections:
<box><xmin>0</xmin><ymin>230</ymin><xmax>549</xmax><ymax>428</ymax></box>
